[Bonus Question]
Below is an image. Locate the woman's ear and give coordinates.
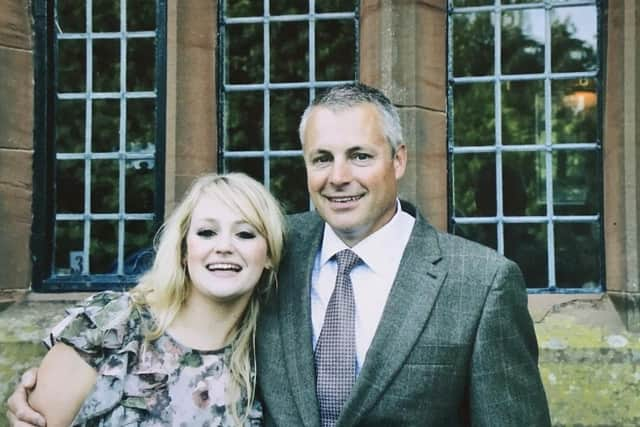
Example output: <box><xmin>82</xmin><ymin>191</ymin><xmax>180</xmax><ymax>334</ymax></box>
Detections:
<box><xmin>265</xmin><ymin>260</ymin><xmax>273</xmax><ymax>270</ymax></box>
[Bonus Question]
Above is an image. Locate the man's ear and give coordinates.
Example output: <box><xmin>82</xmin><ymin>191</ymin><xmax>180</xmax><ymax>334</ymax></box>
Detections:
<box><xmin>393</xmin><ymin>144</ymin><xmax>408</xmax><ymax>180</ymax></box>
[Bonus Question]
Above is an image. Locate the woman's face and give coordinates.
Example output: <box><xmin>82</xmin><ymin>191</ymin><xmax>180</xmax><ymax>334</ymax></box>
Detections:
<box><xmin>185</xmin><ymin>194</ymin><xmax>269</xmax><ymax>306</ymax></box>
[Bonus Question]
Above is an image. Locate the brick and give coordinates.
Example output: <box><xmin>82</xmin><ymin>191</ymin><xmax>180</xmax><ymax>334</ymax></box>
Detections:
<box><xmin>0</xmin><ymin>0</ymin><xmax>32</xmax><ymax>50</ymax></box>
<box><xmin>0</xmin><ymin>149</ymin><xmax>32</xmax><ymax>290</ymax></box>
<box><xmin>0</xmin><ymin>48</ymin><xmax>34</xmax><ymax>150</ymax></box>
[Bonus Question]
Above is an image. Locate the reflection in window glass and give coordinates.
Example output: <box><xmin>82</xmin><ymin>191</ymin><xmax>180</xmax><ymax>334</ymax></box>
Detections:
<box><xmin>127</xmin><ymin>0</ymin><xmax>156</xmax><ymax>30</ymax></box>
<box><xmin>503</xmin><ymin>151</ymin><xmax>546</xmax><ymax>216</ymax></box>
<box><xmin>93</xmin><ymin>0</ymin><xmax>120</xmax><ymax>32</ymax></box>
<box><xmin>225</xmin><ymin>157</ymin><xmax>264</xmax><ymax>183</ymax></box>
<box><xmin>502</xmin><ymin>9</ymin><xmax>545</xmax><ymax>75</ymax></box>
<box><xmin>452</xmin><ymin>83</ymin><xmax>494</xmax><ymax>147</ymax></box>
<box><xmin>91</xmin><ymin>160</ymin><xmax>119</xmax><ymax>213</ymax></box>
<box><xmin>270</xmin><ymin>89</ymin><xmax>309</xmax><ymax>150</ymax></box>
<box><xmin>91</xmin><ymin>221</ymin><xmax>118</xmax><ymax>274</ymax></box>
<box><xmin>226</xmin><ymin>24</ymin><xmax>264</xmax><ymax>84</ymax></box>
<box><xmin>316</xmin><ymin>20</ymin><xmax>356</xmax><ymax>81</ymax></box>
<box><xmin>57</xmin><ymin>40</ymin><xmax>85</xmax><ymax>92</ymax></box>
<box><xmin>270</xmin><ymin>157</ymin><xmax>309</xmax><ymax>213</ymax></box>
<box><xmin>49</xmin><ymin>0</ymin><xmax>163</xmax><ymax>284</ymax></box>
<box><xmin>224</xmin><ymin>0</ymin><xmax>262</xmax><ymax>18</ymax></box>
<box><xmin>124</xmin><ymin>221</ymin><xmax>155</xmax><ymax>275</ymax></box>
<box><xmin>220</xmin><ymin>1</ymin><xmax>358</xmax><ymax>213</ymax></box>
<box><xmin>505</xmin><ymin>223</ymin><xmax>547</xmax><ymax>288</ymax></box>
<box><xmin>552</xmin><ymin>78</ymin><xmax>597</xmax><ymax>143</ymax></box>
<box><xmin>225</xmin><ymin>91</ymin><xmax>264</xmax><ymax>151</ymax></box>
<box><xmin>125</xmin><ymin>160</ymin><xmax>155</xmax><ymax>213</ymax></box>
<box><xmin>127</xmin><ymin>38</ymin><xmax>156</xmax><ymax>91</ymax></box>
<box><xmin>56</xmin><ymin>100</ymin><xmax>84</xmax><ymax>152</ymax></box>
<box><xmin>502</xmin><ymin>0</ymin><xmax>538</xmax><ymax>4</ymax></box>
<box><xmin>58</xmin><ymin>0</ymin><xmax>85</xmax><ymax>32</ymax></box>
<box><xmin>553</xmin><ymin>150</ymin><xmax>599</xmax><ymax>216</ymax></box>
<box><xmin>127</xmin><ymin>98</ymin><xmax>156</xmax><ymax>150</ymax></box>
<box><xmin>56</xmin><ymin>160</ymin><xmax>85</xmax><ymax>213</ymax></box>
<box><xmin>502</xmin><ymin>80</ymin><xmax>545</xmax><ymax>145</ymax></box>
<box><xmin>270</xmin><ymin>22</ymin><xmax>308</xmax><ymax>82</ymax></box>
<box><xmin>270</xmin><ymin>2</ymin><xmax>308</xmax><ymax>18</ymax></box>
<box><xmin>54</xmin><ymin>221</ymin><xmax>84</xmax><ymax>275</ymax></box>
<box><xmin>452</xmin><ymin>153</ymin><xmax>495</xmax><ymax>217</ymax></box>
<box><xmin>451</xmin><ymin>12</ymin><xmax>494</xmax><ymax>77</ymax></box>
<box><xmin>453</xmin><ymin>223</ymin><xmax>497</xmax><ymax>251</ymax></box>
<box><xmin>555</xmin><ymin>222</ymin><xmax>601</xmax><ymax>289</ymax></box>
<box><xmin>93</xmin><ymin>39</ymin><xmax>120</xmax><ymax>92</ymax></box>
<box><xmin>92</xmin><ymin>100</ymin><xmax>120</xmax><ymax>152</ymax></box>
<box><xmin>448</xmin><ymin>0</ymin><xmax>603</xmax><ymax>291</ymax></box>
<box><xmin>552</xmin><ymin>6</ymin><xmax>598</xmax><ymax>73</ymax></box>
<box><xmin>451</xmin><ymin>0</ymin><xmax>493</xmax><ymax>8</ymax></box>
<box><xmin>316</xmin><ymin>0</ymin><xmax>357</xmax><ymax>13</ymax></box>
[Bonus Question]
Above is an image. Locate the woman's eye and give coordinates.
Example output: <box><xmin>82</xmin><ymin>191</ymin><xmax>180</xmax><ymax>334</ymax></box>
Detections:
<box><xmin>197</xmin><ymin>229</ymin><xmax>215</xmax><ymax>238</ymax></box>
<box><xmin>237</xmin><ymin>231</ymin><xmax>256</xmax><ymax>239</ymax></box>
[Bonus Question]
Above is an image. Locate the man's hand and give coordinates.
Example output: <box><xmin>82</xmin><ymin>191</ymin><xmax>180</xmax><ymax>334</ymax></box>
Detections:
<box><xmin>6</xmin><ymin>368</ymin><xmax>46</xmax><ymax>427</ymax></box>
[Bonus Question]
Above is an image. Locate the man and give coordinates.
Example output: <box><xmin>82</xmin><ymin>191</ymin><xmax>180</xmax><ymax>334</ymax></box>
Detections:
<box><xmin>8</xmin><ymin>83</ymin><xmax>551</xmax><ymax>426</ymax></box>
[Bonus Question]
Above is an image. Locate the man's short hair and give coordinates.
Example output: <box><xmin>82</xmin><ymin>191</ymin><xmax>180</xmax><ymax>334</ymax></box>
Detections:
<box><xmin>298</xmin><ymin>82</ymin><xmax>404</xmax><ymax>151</ymax></box>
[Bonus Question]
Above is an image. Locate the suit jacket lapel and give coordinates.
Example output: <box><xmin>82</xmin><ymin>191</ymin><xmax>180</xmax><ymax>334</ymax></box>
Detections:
<box><xmin>340</xmin><ymin>213</ymin><xmax>447</xmax><ymax>425</ymax></box>
<box><xmin>278</xmin><ymin>213</ymin><xmax>324</xmax><ymax>427</ymax></box>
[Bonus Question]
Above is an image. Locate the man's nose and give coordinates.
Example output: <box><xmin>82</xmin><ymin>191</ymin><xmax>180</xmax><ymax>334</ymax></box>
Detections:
<box><xmin>329</xmin><ymin>159</ymin><xmax>352</xmax><ymax>185</ymax></box>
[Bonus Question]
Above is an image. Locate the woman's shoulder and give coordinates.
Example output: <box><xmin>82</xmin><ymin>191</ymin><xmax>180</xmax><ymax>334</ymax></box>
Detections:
<box><xmin>46</xmin><ymin>291</ymin><xmax>151</xmax><ymax>358</ymax></box>
<box><xmin>56</xmin><ymin>292</ymin><xmax>156</xmax><ymax>425</ymax></box>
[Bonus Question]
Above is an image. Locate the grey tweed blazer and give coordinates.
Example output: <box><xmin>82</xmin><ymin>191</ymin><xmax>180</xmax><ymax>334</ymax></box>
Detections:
<box><xmin>256</xmin><ymin>202</ymin><xmax>551</xmax><ymax>426</ymax></box>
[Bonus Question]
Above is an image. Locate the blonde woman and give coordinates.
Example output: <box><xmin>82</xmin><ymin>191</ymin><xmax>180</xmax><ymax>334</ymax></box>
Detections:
<box><xmin>25</xmin><ymin>173</ymin><xmax>284</xmax><ymax>426</ymax></box>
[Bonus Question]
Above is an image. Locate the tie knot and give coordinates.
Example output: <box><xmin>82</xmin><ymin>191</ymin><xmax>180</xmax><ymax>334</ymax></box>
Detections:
<box><xmin>334</xmin><ymin>249</ymin><xmax>360</xmax><ymax>275</ymax></box>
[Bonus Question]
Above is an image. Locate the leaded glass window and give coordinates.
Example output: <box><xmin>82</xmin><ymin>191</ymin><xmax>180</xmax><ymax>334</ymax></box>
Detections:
<box><xmin>33</xmin><ymin>0</ymin><xmax>166</xmax><ymax>290</ymax></box>
<box><xmin>448</xmin><ymin>0</ymin><xmax>603</xmax><ymax>291</ymax></box>
<box><xmin>218</xmin><ymin>0</ymin><xmax>359</xmax><ymax>213</ymax></box>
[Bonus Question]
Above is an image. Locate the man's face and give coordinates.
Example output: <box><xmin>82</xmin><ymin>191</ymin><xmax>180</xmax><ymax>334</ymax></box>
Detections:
<box><xmin>302</xmin><ymin>104</ymin><xmax>407</xmax><ymax>247</ymax></box>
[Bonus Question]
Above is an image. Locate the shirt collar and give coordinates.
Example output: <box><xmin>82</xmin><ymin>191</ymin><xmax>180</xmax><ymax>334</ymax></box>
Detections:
<box><xmin>319</xmin><ymin>199</ymin><xmax>416</xmax><ymax>275</ymax></box>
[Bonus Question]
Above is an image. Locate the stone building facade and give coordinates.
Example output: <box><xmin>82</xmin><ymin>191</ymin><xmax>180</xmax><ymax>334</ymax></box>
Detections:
<box><xmin>1</xmin><ymin>1</ymin><xmax>639</xmax><ymax>425</ymax></box>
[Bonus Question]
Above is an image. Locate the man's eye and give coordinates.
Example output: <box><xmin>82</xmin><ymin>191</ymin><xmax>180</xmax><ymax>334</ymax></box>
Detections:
<box><xmin>197</xmin><ymin>229</ymin><xmax>215</xmax><ymax>238</ymax></box>
<box><xmin>353</xmin><ymin>152</ymin><xmax>371</xmax><ymax>161</ymax></box>
<box><xmin>312</xmin><ymin>155</ymin><xmax>331</xmax><ymax>164</ymax></box>
<box><xmin>237</xmin><ymin>231</ymin><xmax>257</xmax><ymax>239</ymax></box>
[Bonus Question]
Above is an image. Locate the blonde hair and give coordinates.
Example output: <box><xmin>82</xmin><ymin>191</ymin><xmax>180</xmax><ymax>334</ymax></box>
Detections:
<box><xmin>130</xmin><ymin>172</ymin><xmax>285</xmax><ymax>423</ymax></box>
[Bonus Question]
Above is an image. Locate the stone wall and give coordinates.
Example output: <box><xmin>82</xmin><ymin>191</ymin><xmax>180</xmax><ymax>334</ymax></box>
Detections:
<box><xmin>533</xmin><ymin>297</ymin><xmax>640</xmax><ymax>426</ymax></box>
<box><xmin>0</xmin><ymin>299</ymin><xmax>67</xmax><ymax>427</ymax></box>
<box><xmin>1</xmin><ymin>296</ymin><xmax>639</xmax><ymax>426</ymax></box>
<box><xmin>0</xmin><ymin>0</ymin><xmax>33</xmax><ymax>293</ymax></box>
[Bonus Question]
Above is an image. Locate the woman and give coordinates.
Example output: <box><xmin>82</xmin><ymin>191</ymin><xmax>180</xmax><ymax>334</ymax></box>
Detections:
<box><xmin>26</xmin><ymin>173</ymin><xmax>285</xmax><ymax>426</ymax></box>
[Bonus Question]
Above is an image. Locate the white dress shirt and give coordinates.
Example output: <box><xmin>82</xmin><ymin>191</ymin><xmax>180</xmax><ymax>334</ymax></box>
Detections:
<box><xmin>310</xmin><ymin>200</ymin><xmax>415</xmax><ymax>373</ymax></box>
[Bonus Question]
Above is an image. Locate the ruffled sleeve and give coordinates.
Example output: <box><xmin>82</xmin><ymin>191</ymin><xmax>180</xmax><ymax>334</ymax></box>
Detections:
<box><xmin>44</xmin><ymin>291</ymin><xmax>150</xmax><ymax>424</ymax></box>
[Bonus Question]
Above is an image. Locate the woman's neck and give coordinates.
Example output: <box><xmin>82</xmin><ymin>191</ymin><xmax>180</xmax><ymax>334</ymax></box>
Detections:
<box><xmin>167</xmin><ymin>293</ymin><xmax>251</xmax><ymax>351</ymax></box>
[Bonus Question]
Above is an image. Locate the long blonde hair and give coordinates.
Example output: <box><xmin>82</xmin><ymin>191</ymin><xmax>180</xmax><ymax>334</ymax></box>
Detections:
<box><xmin>130</xmin><ymin>172</ymin><xmax>285</xmax><ymax>422</ymax></box>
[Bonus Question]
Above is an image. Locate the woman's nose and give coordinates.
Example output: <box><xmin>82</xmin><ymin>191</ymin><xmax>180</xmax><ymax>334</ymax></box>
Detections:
<box><xmin>213</xmin><ymin>232</ymin><xmax>234</xmax><ymax>253</ymax></box>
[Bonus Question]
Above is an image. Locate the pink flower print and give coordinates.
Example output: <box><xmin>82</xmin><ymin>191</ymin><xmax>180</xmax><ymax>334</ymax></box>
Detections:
<box><xmin>192</xmin><ymin>380</ymin><xmax>210</xmax><ymax>409</ymax></box>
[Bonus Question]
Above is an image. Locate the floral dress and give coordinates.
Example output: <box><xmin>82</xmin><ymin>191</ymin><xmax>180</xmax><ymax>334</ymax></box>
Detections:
<box><xmin>45</xmin><ymin>291</ymin><xmax>263</xmax><ymax>426</ymax></box>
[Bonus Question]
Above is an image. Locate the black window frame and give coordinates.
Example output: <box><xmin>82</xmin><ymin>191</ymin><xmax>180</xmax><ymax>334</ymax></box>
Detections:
<box><xmin>31</xmin><ymin>0</ymin><xmax>167</xmax><ymax>292</ymax></box>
